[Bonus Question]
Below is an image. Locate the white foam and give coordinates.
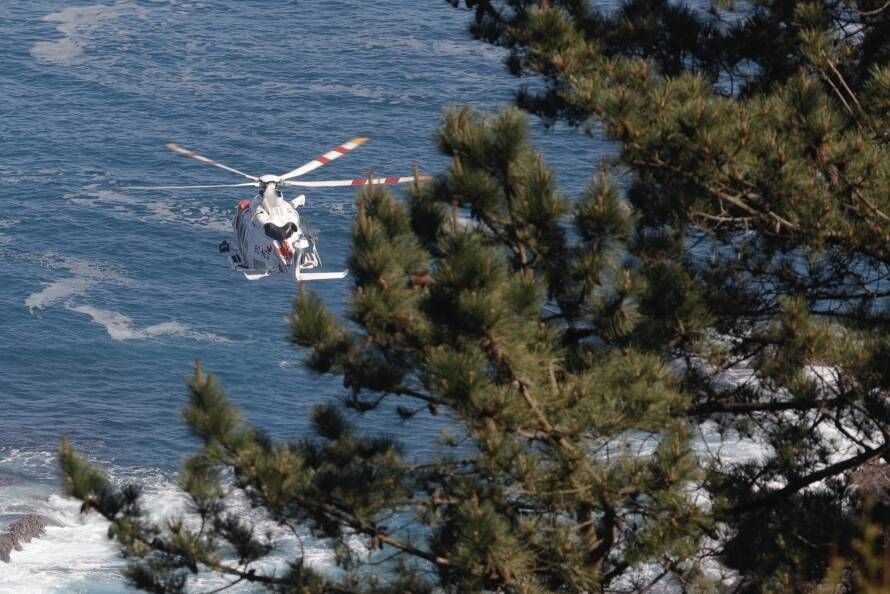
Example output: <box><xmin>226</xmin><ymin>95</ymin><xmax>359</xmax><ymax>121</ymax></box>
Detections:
<box><xmin>68</xmin><ymin>304</ymin><xmax>230</xmax><ymax>343</ymax></box>
<box><xmin>68</xmin><ymin>188</ymin><xmax>232</xmax><ymax>232</ymax></box>
<box><xmin>0</xmin><ymin>448</ymin><xmax>124</xmax><ymax>592</ymax></box>
<box><xmin>1</xmin><ymin>497</ymin><xmax>123</xmax><ymax>593</ymax></box>
<box><xmin>31</xmin><ymin>1</ymin><xmax>147</xmax><ymax>66</ymax></box>
<box><xmin>21</xmin><ymin>252</ymin><xmax>227</xmax><ymax>345</ymax></box>
<box><xmin>25</xmin><ymin>255</ymin><xmax>130</xmax><ymax>313</ymax></box>
<box><xmin>0</xmin><ymin>218</ymin><xmax>19</xmax><ymax>246</ymax></box>
<box><xmin>362</xmin><ymin>35</ymin><xmax>504</xmax><ymax>62</ymax></box>
<box><xmin>25</xmin><ymin>276</ymin><xmax>98</xmax><ymax>312</ymax></box>
<box><xmin>30</xmin><ymin>37</ymin><xmax>84</xmax><ymax>65</ymax></box>
<box><xmin>0</xmin><ymin>446</ymin><xmax>344</xmax><ymax>592</ymax></box>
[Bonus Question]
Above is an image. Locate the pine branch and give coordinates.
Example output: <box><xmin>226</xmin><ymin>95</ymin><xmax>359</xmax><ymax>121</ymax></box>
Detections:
<box><xmin>628</xmin><ymin>156</ymin><xmax>799</xmax><ymax>233</ymax></box>
<box><xmin>310</xmin><ymin>499</ymin><xmax>452</xmax><ymax>568</ymax></box>
<box><xmin>480</xmin><ymin>333</ymin><xmax>578</xmax><ymax>455</ymax></box>
<box><xmin>727</xmin><ymin>443</ymin><xmax>889</xmax><ymax>515</ymax></box>
<box><xmin>856</xmin><ymin>0</ymin><xmax>890</xmax><ymax>16</ymax></box>
<box><xmin>688</xmin><ymin>396</ymin><xmax>845</xmax><ymax>416</ymax></box>
<box><xmin>391</xmin><ymin>385</ymin><xmax>447</xmax><ymax>408</ymax></box>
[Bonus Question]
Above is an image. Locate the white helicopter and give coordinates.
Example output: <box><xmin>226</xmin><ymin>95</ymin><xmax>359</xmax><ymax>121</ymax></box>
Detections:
<box><xmin>130</xmin><ymin>139</ymin><xmax>429</xmax><ymax>282</ymax></box>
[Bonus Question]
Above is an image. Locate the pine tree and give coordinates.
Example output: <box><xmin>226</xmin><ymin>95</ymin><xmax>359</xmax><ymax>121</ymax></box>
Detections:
<box><xmin>59</xmin><ymin>0</ymin><xmax>890</xmax><ymax>592</ymax></box>
<box><xmin>454</xmin><ymin>0</ymin><xmax>890</xmax><ymax>590</ymax></box>
<box><xmin>59</xmin><ymin>108</ymin><xmax>710</xmax><ymax>592</ymax></box>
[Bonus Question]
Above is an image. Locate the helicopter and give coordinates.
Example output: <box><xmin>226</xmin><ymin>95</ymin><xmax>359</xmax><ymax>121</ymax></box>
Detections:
<box><xmin>130</xmin><ymin>139</ymin><xmax>429</xmax><ymax>282</ymax></box>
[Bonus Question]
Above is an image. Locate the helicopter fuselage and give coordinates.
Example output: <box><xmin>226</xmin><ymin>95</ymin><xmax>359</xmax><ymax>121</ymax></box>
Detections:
<box><xmin>227</xmin><ymin>190</ymin><xmax>320</xmax><ymax>281</ymax></box>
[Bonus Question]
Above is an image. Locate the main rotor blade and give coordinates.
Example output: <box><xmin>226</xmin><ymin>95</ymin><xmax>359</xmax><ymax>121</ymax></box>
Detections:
<box><xmin>166</xmin><ymin>143</ymin><xmax>258</xmax><ymax>181</ymax></box>
<box><xmin>127</xmin><ymin>182</ymin><xmax>259</xmax><ymax>190</ymax></box>
<box><xmin>279</xmin><ymin>137</ymin><xmax>368</xmax><ymax>181</ymax></box>
<box><xmin>282</xmin><ymin>175</ymin><xmax>432</xmax><ymax>188</ymax></box>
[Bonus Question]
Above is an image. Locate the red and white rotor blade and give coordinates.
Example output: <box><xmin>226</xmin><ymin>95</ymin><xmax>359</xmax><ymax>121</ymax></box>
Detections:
<box><xmin>127</xmin><ymin>182</ymin><xmax>259</xmax><ymax>190</ymax></box>
<box><xmin>283</xmin><ymin>175</ymin><xmax>431</xmax><ymax>188</ymax></box>
<box><xmin>279</xmin><ymin>137</ymin><xmax>368</xmax><ymax>181</ymax></box>
<box><xmin>166</xmin><ymin>143</ymin><xmax>258</xmax><ymax>181</ymax></box>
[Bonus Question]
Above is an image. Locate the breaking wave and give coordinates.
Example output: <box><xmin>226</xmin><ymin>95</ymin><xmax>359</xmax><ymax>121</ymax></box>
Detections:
<box><xmin>0</xmin><ymin>447</ymin><xmax>350</xmax><ymax>593</ymax></box>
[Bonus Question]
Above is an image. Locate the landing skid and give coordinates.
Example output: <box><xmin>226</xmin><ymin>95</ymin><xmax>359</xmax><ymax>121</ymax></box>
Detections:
<box><xmin>297</xmin><ymin>270</ymin><xmax>349</xmax><ymax>281</ymax></box>
<box><xmin>228</xmin><ymin>254</ymin><xmax>346</xmax><ymax>282</ymax></box>
<box><xmin>228</xmin><ymin>255</ymin><xmax>270</xmax><ymax>281</ymax></box>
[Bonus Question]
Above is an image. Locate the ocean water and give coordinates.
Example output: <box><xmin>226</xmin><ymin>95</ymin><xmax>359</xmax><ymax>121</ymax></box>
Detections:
<box><xmin>0</xmin><ymin>1</ymin><xmax>614</xmax><ymax>591</ymax></box>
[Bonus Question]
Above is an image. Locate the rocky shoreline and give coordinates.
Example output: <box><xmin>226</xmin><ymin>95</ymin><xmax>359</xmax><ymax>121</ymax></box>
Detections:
<box><xmin>0</xmin><ymin>514</ymin><xmax>47</xmax><ymax>562</ymax></box>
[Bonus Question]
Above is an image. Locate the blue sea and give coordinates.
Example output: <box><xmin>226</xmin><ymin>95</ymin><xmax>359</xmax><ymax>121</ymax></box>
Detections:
<box><xmin>0</xmin><ymin>1</ymin><xmax>618</xmax><ymax>591</ymax></box>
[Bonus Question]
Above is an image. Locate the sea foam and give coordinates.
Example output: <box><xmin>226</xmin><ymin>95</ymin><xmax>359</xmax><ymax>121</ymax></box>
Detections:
<box><xmin>68</xmin><ymin>304</ymin><xmax>230</xmax><ymax>343</ymax></box>
<box><xmin>67</xmin><ymin>188</ymin><xmax>231</xmax><ymax>232</ymax></box>
<box><xmin>31</xmin><ymin>1</ymin><xmax>147</xmax><ymax>66</ymax></box>
<box><xmin>0</xmin><ymin>448</ymin><xmax>344</xmax><ymax>593</ymax></box>
<box><xmin>24</xmin><ymin>256</ymin><xmax>130</xmax><ymax>313</ymax></box>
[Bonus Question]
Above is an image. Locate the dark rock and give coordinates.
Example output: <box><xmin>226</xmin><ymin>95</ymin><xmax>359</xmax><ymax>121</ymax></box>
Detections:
<box><xmin>850</xmin><ymin>460</ymin><xmax>890</xmax><ymax>504</ymax></box>
<box><xmin>0</xmin><ymin>514</ymin><xmax>47</xmax><ymax>563</ymax></box>
<box><xmin>0</xmin><ymin>533</ymin><xmax>14</xmax><ymax>563</ymax></box>
<box><xmin>8</xmin><ymin>513</ymin><xmax>46</xmax><ymax>543</ymax></box>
